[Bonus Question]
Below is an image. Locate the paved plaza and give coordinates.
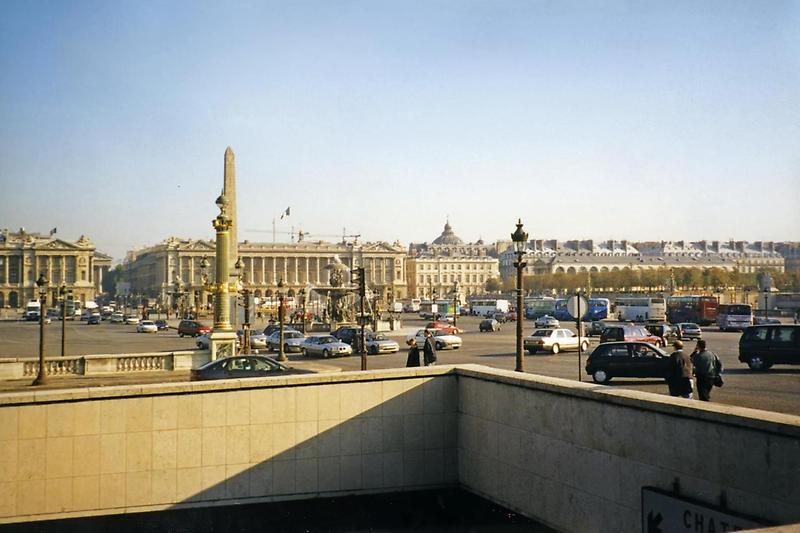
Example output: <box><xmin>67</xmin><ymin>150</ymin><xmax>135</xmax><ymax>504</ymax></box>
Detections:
<box><xmin>0</xmin><ymin>315</ymin><xmax>797</xmax><ymax>416</ymax></box>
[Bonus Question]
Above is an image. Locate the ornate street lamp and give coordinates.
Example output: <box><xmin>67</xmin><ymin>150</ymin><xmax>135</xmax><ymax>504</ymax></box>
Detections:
<box><xmin>277</xmin><ymin>278</ymin><xmax>287</xmax><ymax>362</ymax></box>
<box><xmin>32</xmin><ymin>274</ymin><xmax>49</xmax><ymax>386</ymax></box>
<box><xmin>235</xmin><ymin>257</ymin><xmax>252</xmax><ymax>354</ymax></box>
<box><xmin>452</xmin><ymin>280</ymin><xmax>459</xmax><ymax>330</ymax></box>
<box><xmin>59</xmin><ymin>283</ymin><xmax>70</xmax><ymax>357</ymax></box>
<box><xmin>511</xmin><ymin>219</ymin><xmax>528</xmax><ymax>373</ymax></box>
<box><xmin>299</xmin><ymin>288</ymin><xmax>307</xmax><ymax>333</ymax></box>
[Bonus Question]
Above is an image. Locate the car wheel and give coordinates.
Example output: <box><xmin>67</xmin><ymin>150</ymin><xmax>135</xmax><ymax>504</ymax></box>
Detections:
<box><xmin>301</xmin><ymin>348</ymin><xmax>307</xmax><ymax>357</ymax></box>
<box><xmin>580</xmin><ymin>341</ymin><xmax>589</xmax><ymax>351</ymax></box>
<box><xmin>370</xmin><ymin>346</ymin><xmax>378</xmax><ymax>355</ymax></box>
<box><xmin>284</xmin><ymin>344</ymin><xmax>291</xmax><ymax>353</ymax></box>
<box><xmin>592</xmin><ymin>369</ymin><xmax>610</xmax><ymax>384</ymax></box>
<box><xmin>528</xmin><ymin>348</ymin><xmax>537</xmax><ymax>354</ymax></box>
<box><xmin>436</xmin><ymin>342</ymin><xmax>444</xmax><ymax>350</ymax></box>
<box><xmin>551</xmin><ymin>344</ymin><xmax>560</xmax><ymax>354</ymax></box>
<box><xmin>179</xmin><ymin>333</ymin><xmax>184</xmax><ymax>338</ymax></box>
<box><xmin>323</xmin><ymin>349</ymin><xmax>330</xmax><ymax>359</ymax></box>
<box><xmin>747</xmin><ymin>356</ymin><xmax>770</xmax><ymax>371</ymax></box>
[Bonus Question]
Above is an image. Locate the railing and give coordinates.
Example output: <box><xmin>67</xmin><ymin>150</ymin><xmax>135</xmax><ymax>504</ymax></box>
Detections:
<box><xmin>116</xmin><ymin>354</ymin><xmax>168</xmax><ymax>372</ymax></box>
<box><xmin>22</xmin><ymin>358</ymin><xmax>83</xmax><ymax>377</ymax></box>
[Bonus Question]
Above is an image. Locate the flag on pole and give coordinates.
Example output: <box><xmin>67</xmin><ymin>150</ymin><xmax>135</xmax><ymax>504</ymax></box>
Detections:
<box><xmin>49</xmin><ymin>228</ymin><xmax>57</xmax><ymax>236</ymax></box>
<box><xmin>280</xmin><ymin>207</ymin><xmax>290</xmax><ymax>219</ymax></box>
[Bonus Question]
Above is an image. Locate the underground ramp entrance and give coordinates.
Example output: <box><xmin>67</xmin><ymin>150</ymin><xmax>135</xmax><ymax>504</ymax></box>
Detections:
<box><xmin>2</xmin><ymin>489</ymin><xmax>555</xmax><ymax>533</ymax></box>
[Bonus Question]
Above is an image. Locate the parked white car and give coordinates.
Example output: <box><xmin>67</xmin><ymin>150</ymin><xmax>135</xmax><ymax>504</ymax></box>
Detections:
<box><xmin>524</xmin><ymin>328</ymin><xmax>588</xmax><ymax>354</ymax></box>
<box><xmin>249</xmin><ymin>333</ymin><xmax>268</xmax><ymax>349</ymax></box>
<box><xmin>110</xmin><ymin>313</ymin><xmax>125</xmax><ymax>323</ymax></box>
<box><xmin>406</xmin><ymin>329</ymin><xmax>462</xmax><ymax>350</ymax></box>
<box><xmin>124</xmin><ymin>315</ymin><xmax>140</xmax><ymax>325</ymax></box>
<box><xmin>136</xmin><ymin>320</ymin><xmax>158</xmax><ymax>333</ymax></box>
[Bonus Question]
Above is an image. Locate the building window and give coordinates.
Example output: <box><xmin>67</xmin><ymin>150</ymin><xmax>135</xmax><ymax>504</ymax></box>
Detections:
<box><xmin>8</xmin><ymin>257</ymin><xmax>20</xmax><ymax>284</ymax></box>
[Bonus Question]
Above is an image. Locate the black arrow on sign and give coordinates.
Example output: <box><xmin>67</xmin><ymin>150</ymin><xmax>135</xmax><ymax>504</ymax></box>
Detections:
<box><xmin>647</xmin><ymin>511</ymin><xmax>663</xmax><ymax>533</ymax></box>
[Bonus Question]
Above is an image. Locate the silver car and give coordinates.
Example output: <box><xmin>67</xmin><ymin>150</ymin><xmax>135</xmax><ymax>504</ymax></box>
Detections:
<box><xmin>301</xmin><ymin>336</ymin><xmax>352</xmax><ymax>358</ymax></box>
<box><xmin>365</xmin><ymin>333</ymin><xmax>400</xmax><ymax>355</ymax></box>
<box><xmin>266</xmin><ymin>330</ymin><xmax>305</xmax><ymax>353</ymax></box>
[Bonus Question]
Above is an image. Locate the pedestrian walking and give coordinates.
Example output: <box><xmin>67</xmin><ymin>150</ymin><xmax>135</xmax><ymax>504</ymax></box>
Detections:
<box><xmin>405</xmin><ymin>338</ymin><xmax>421</xmax><ymax>367</ymax></box>
<box><xmin>422</xmin><ymin>330</ymin><xmax>438</xmax><ymax>366</ymax></box>
<box><xmin>666</xmin><ymin>340</ymin><xmax>694</xmax><ymax>399</ymax></box>
<box><xmin>691</xmin><ymin>339</ymin><xmax>722</xmax><ymax>402</ymax></box>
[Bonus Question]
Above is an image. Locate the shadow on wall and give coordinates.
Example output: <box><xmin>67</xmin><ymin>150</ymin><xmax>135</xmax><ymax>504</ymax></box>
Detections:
<box><xmin>154</xmin><ymin>376</ymin><xmax>461</xmax><ymax>510</ymax></box>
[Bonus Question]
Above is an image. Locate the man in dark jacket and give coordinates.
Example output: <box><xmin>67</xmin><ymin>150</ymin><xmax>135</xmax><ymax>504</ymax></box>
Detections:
<box><xmin>667</xmin><ymin>340</ymin><xmax>694</xmax><ymax>399</ymax></box>
<box><xmin>692</xmin><ymin>339</ymin><xmax>719</xmax><ymax>401</ymax></box>
<box><xmin>422</xmin><ymin>330</ymin><xmax>438</xmax><ymax>366</ymax></box>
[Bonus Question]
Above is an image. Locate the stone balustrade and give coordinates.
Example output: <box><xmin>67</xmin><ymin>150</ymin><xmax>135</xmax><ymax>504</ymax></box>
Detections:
<box><xmin>0</xmin><ymin>351</ymin><xmax>205</xmax><ymax>380</ymax></box>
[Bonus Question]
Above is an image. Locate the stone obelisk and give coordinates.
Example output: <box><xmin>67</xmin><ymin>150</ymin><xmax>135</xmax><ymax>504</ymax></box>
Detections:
<box><xmin>223</xmin><ymin>146</ymin><xmax>238</xmax><ymax>268</ymax></box>
<box><xmin>223</xmin><ymin>147</ymin><xmax>239</xmax><ymax>327</ymax></box>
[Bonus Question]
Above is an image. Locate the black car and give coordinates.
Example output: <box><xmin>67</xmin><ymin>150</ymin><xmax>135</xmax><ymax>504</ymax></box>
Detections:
<box><xmin>86</xmin><ymin>315</ymin><xmax>101</xmax><ymax>325</ymax></box>
<box><xmin>479</xmin><ymin>319</ymin><xmax>501</xmax><ymax>332</ymax></box>
<box><xmin>586</xmin><ymin>321</ymin><xmax>607</xmax><ymax>336</ymax></box>
<box><xmin>585</xmin><ymin>341</ymin><xmax>671</xmax><ymax>384</ymax></box>
<box><xmin>738</xmin><ymin>324</ymin><xmax>800</xmax><ymax>370</ymax></box>
<box><xmin>190</xmin><ymin>355</ymin><xmax>315</xmax><ymax>381</ymax></box>
<box><xmin>332</xmin><ymin>326</ymin><xmax>373</xmax><ymax>346</ymax></box>
<box><xmin>154</xmin><ymin>319</ymin><xmax>169</xmax><ymax>331</ymax></box>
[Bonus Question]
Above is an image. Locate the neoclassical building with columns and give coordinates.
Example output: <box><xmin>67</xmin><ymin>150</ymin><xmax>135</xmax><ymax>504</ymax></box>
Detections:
<box><xmin>124</xmin><ymin>236</ymin><xmax>408</xmax><ymax>310</ymax></box>
<box><xmin>0</xmin><ymin>228</ymin><xmax>112</xmax><ymax>309</ymax></box>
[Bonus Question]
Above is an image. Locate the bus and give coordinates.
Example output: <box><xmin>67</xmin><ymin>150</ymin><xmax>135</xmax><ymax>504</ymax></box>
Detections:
<box><xmin>613</xmin><ymin>297</ymin><xmax>666</xmax><ymax>323</ymax></box>
<box><xmin>552</xmin><ymin>297</ymin><xmax>610</xmax><ymax>321</ymax></box>
<box><xmin>419</xmin><ymin>299</ymin><xmax>460</xmax><ymax>320</ymax></box>
<box><xmin>586</xmin><ymin>298</ymin><xmax>611</xmax><ymax>320</ymax></box>
<box><xmin>469</xmin><ymin>298</ymin><xmax>510</xmax><ymax>317</ymax></box>
<box><xmin>717</xmin><ymin>303</ymin><xmax>753</xmax><ymax>331</ymax></box>
<box><xmin>666</xmin><ymin>296</ymin><xmax>718</xmax><ymax>326</ymax></box>
<box><xmin>524</xmin><ymin>296</ymin><xmax>555</xmax><ymax>319</ymax></box>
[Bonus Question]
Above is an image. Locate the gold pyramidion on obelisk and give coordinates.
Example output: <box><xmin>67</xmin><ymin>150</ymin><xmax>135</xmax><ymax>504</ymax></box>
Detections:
<box><xmin>223</xmin><ymin>146</ymin><xmax>238</xmax><ymax>270</ymax></box>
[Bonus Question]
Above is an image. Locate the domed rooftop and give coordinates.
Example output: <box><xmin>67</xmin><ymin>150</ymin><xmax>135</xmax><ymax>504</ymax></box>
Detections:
<box><xmin>432</xmin><ymin>221</ymin><xmax>464</xmax><ymax>245</ymax></box>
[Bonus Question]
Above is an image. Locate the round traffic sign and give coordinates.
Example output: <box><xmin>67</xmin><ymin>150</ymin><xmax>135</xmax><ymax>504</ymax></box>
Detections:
<box><xmin>566</xmin><ymin>295</ymin><xmax>589</xmax><ymax>320</ymax></box>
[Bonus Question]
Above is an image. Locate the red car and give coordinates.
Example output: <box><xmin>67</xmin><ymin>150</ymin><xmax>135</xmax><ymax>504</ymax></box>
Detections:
<box><xmin>178</xmin><ymin>320</ymin><xmax>212</xmax><ymax>337</ymax></box>
<box><xmin>599</xmin><ymin>324</ymin><xmax>665</xmax><ymax>347</ymax></box>
<box><xmin>426</xmin><ymin>321</ymin><xmax>461</xmax><ymax>335</ymax></box>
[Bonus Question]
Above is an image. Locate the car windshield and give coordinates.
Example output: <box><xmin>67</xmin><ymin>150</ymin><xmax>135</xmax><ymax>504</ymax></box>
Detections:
<box><xmin>285</xmin><ymin>332</ymin><xmax>303</xmax><ymax>339</ymax></box>
<box><xmin>685</xmin><ymin>323</ymin><xmax>699</xmax><ymax>329</ymax></box>
<box><xmin>141</xmin><ymin>321</ymin><xmax>154</xmax><ymax>325</ymax></box>
<box><xmin>531</xmin><ymin>329</ymin><xmax>553</xmax><ymax>336</ymax></box>
<box><xmin>371</xmin><ymin>334</ymin><xmax>388</xmax><ymax>341</ymax></box>
<box><xmin>319</xmin><ymin>336</ymin><xmax>337</xmax><ymax>344</ymax></box>
<box><xmin>433</xmin><ymin>331</ymin><xmax>449</xmax><ymax>337</ymax></box>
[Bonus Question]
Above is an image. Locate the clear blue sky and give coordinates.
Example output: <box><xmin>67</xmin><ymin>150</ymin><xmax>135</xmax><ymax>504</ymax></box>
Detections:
<box><xmin>1</xmin><ymin>1</ymin><xmax>798</xmax><ymax>261</ymax></box>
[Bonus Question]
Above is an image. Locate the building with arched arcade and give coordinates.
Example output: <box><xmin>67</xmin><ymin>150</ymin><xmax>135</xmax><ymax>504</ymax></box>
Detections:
<box><xmin>0</xmin><ymin>228</ymin><xmax>112</xmax><ymax>309</ymax></box>
<box><xmin>499</xmin><ymin>239</ymin><xmax>785</xmax><ymax>280</ymax></box>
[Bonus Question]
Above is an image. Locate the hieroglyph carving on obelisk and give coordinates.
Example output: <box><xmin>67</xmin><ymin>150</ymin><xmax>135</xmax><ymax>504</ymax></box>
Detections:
<box><xmin>223</xmin><ymin>146</ymin><xmax>238</xmax><ymax>270</ymax></box>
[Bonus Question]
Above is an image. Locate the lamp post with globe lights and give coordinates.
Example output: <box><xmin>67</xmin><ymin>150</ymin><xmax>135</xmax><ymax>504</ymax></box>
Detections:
<box><xmin>32</xmin><ymin>274</ymin><xmax>49</xmax><ymax>386</ymax></box>
<box><xmin>511</xmin><ymin>219</ymin><xmax>528</xmax><ymax>373</ymax></box>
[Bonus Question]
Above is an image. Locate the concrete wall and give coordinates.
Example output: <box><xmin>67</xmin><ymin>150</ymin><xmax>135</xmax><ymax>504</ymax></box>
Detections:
<box><xmin>0</xmin><ymin>367</ymin><xmax>458</xmax><ymax>523</ymax></box>
<box><xmin>1</xmin><ymin>364</ymin><xmax>798</xmax><ymax>531</ymax></box>
<box><xmin>0</xmin><ymin>351</ymin><xmax>208</xmax><ymax>379</ymax></box>
<box><xmin>457</xmin><ymin>366</ymin><xmax>800</xmax><ymax>532</ymax></box>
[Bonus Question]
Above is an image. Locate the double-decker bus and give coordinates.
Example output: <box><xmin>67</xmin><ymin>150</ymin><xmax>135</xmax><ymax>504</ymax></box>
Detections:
<box><xmin>717</xmin><ymin>303</ymin><xmax>753</xmax><ymax>331</ymax></box>
<box><xmin>524</xmin><ymin>296</ymin><xmax>555</xmax><ymax>319</ymax></box>
<box><xmin>666</xmin><ymin>295</ymin><xmax>718</xmax><ymax>326</ymax></box>
<box><xmin>552</xmin><ymin>297</ymin><xmax>610</xmax><ymax>321</ymax></box>
<box><xmin>613</xmin><ymin>297</ymin><xmax>666</xmax><ymax>323</ymax></box>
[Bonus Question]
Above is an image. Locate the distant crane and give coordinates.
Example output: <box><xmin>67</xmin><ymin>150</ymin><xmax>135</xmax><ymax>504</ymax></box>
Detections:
<box><xmin>243</xmin><ymin>226</ymin><xmax>360</xmax><ymax>244</ymax></box>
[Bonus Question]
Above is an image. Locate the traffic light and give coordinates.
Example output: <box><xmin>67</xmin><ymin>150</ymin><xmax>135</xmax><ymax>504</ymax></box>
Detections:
<box><xmin>358</xmin><ymin>267</ymin><xmax>366</xmax><ymax>298</ymax></box>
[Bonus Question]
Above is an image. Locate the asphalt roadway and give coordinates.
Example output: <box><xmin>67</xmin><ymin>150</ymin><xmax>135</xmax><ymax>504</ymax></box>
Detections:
<box><xmin>1</xmin><ymin>316</ymin><xmax>798</xmax><ymax>416</ymax></box>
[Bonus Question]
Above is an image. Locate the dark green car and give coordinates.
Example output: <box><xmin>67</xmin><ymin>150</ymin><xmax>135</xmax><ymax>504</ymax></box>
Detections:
<box><xmin>739</xmin><ymin>325</ymin><xmax>800</xmax><ymax>370</ymax></box>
